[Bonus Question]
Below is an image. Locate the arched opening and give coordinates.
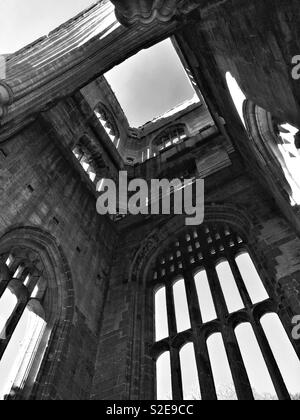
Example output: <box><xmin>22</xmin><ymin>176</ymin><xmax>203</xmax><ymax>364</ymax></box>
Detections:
<box><xmin>173</xmin><ymin>278</ymin><xmax>191</xmax><ymax>333</ymax></box>
<box><xmin>152</xmin><ymin>124</ymin><xmax>187</xmax><ymax>155</ymax></box>
<box><xmin>235</xmin><ymin>323</ymin><xmax>277</xmax><ymax>400</ymax></box>
<box><xmin>0</xmin><ymin>252</ymin><xmax>48</xmax><ymax>400</ymax></box>
<box><xmin>216</xmin><ymin>260</ymin><xmax>244</xmax><ymax>314</ymax></box>
<box><xmin>0</xmin><ymin>301</ymin><xmax>46</xmax><ymax>400</ymax></box>
<box><xmin>194</xmin><ymin>269</ymin><xmax>217</xmax><ymax>323</ymax></box>
<box><xmin>243</xmin><ymin>101</ymin><xmax>300</xmax><ymax>206</ymax></box>
<box><xmin>0</xmin><ymin>227</ymin><xmax>74</xmax><ymax>400</ymax></box>
<box><xmin>0</xmin><ymin>288</ymin><xmax>18</xmax><ymax>339</ymax></box>
<box><xmin>235</xmin><ymin>252</ymin><xmax>269</xmax><ymax>304</ymax></box>
<box><xmin>73</xmin><ymin>145</ymin><xmax>97</xmax><ymax>182</ymax></box>
<box><xmin>225</xmin><ymin>72</ymin><xmax>246</xmax><ymax>127</ymax></box>
<box><xmin>274</xmin><ymin>122</ymin><xmax>300</xmax><ymax>205</ymax></box>
<box><xmin>156</xmin><ymin>352</ymin><xmax>172</xmax><ymax>400</ymax></box>
<box><xmin>180</xmin><ymin>343</ymin><xmax>201</xmax><ymax>400</ymax></box>
<box><xmin>207</xmin><ymin>333</ymin><xmax>237</xmax><ymax>400</ymax></box>
<box><xmin>154</xmin><ymin>286</ymin><xmax>169</xmax><ymax>342</ymax></box>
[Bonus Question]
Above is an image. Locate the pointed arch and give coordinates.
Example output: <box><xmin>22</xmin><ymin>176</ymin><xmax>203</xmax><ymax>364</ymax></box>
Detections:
<box><xmin>152</xmin><ymin>124</ymin><xmax>187</xmax><ymax>153</ymax></box>
<box><xmin>129</xmin><ymin>204</ymin><xmax>253</xmax><ymax>286</ymax></box>
<box><xmin>0</xmin><ymin>226</ymin><xmax>74</xmax><ymax>400</ymax></box>
<box><xmin>126</xmin><ymin>204</ymin><xmax>300</xmax><ymax>400</ymax></box>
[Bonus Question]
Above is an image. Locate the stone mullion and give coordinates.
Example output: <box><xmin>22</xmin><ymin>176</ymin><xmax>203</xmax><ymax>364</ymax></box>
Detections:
<box><xmin>205</xmin><ymin>262</ymin><xmax>228</xmax><ymax>323</ymax></box>
<box><xmin>165</xmin><ymin>282</ymin><xmax>183</xmax><ymax>400</ymax></box>
<box><xmin>0</xmin><ymin>266</ymin><xmax>35</xmax><ymax>360</ymax></box>
<box><xmin>0</xmin><ymin>296</ymin><xmax>28</xmax><ymax>361</ymax></box>
<box><xmin>222</xmin><ymin>325</ymin><xmax>255</xmax><ymax>400</ymax></box>
<box><xmin>219</xmin><ymin>233</ymin><xmax>252</xmax><ymax>309</ymax></box>
<box><xmin>165</xmin><ymin>283</ymin><xmax>177</xmax><ymax>339</ymax></box>
<box><xmin>183</xmin><ymin>270</ymin><xmax>202</xmax><ymax>328</ymax></box>
<box><xmin>183</xmin><ymin>270</ymin><xmax>217</xmax><ymax>400</ymax></box>
<box><xmin>227</xmin><ymin>256</ymin><xmax>253</xmax><ymax>309</ymax></box>
<box><xmin>194</xmin><ymin>330</ymin><xmax>218</xmax><ymax>400</ymax></box>
<box><xmin>169</xmin><ymin>346</ymin><xmax>183</xmax><ymax>401</ymax></box>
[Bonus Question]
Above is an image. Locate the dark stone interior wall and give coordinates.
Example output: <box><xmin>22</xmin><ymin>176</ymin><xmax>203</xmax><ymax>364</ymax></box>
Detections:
<box><xmin>0</xmin><ymin>118</ymin><xmax>118</xmax><ymax>400</ymax></box>
<box><xmin>174</xmin><ymin>2</ymin><xmax>300</xmax><ymax>233</ymax></box>
<box><xmin>191</xmin><ymin>0</ymin><xmax>300</xmax><ymax>127</ymax></box>
<box><xmin>172</xmin><ymin>1</ymin><xmax>300</xmax><ymax>198</ymax></box>
<box><xmin>92</xmin><ymin>166</ymin><xmax>300</xmax><ymax>400</ymax></box>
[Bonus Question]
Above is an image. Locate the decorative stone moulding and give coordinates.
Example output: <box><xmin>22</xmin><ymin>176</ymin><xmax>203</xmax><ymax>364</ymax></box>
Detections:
<box><xmin>111</xmin><ymin>0</ymin><xmax>200</xmax><ymax>27</ymax></box>
<box><xmin>0</xmin><ymin>81</ymin><xmax>14</xmax><ymax>120</ymax></box>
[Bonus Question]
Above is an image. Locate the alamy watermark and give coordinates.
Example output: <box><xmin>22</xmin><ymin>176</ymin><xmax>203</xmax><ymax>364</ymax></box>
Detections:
<box><xmin>96</xmin><ymin>172</ymin><xmax>205</xmax><ymax>226</ymax></box>
<box><xmin>292</xmin><ymin>55</ymin><xmax>300</xmax><ymax>80</ymax></box>
<box><xmin>292</xmin><ymin>316</ymin><xmax>300</xmax><ymax>340</ymax></box>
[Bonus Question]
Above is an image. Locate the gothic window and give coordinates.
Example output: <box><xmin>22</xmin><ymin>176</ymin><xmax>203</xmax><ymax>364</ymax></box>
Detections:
<box><xmin>94</xmin><ymin>103</ymin><xmax>120</xmax><ymax>146</ymax></box>
<box><xmin>73</xmin><ymin>143</ymin><xmax>97</xmax><ymax>183</ymax></box>
<box><xmin>272</xmin><ymin>122</ymin><xmax>300</xmax><ymax>205</ymax></box>
<box><xmin>239</xmin><ymin>98</ymin><xmax>300</xmax><ymax>207</ymax></box>
<box><xmin>0</xmin><ymin>251</ymin><xmax>48</xmax><ymax>400</ymax></box>
<box><xmin>173</xmin><ymin>278</ymin><xmax>191</xmax><ymax>333</ymax></box>
<box><xmin>207</xmin><ymin>333</ymin><xmax>237</xmax><ymax>400</ymax></box>
<box><xmin>154</xmin><ymin>286</ymin><xmax>168</xmax><ymax>342</ymax></box>
<box><xmin>151</xmin><ymin>223</ymin><xmax>300</xmax><ymax>400</ymax></box>
<box><xmin>153</xmin><ymin>125</ymin><xmax>187</xmax><ymax>153</ymax></box>
<box><xmin>225</xmin><ymin>72</ymin><xmax>246</xmax><ymax>126</ymax></box>
<box><xmin>180</xmin><ymin>342</ymin><xmax>201</xmax><ymax>400</ymax></box>
<box><xmin>194</xmin><ymin>269</ymin><xmax>217</xmax><ymax>323</ymax></box>
<box><xmin>156</xmin><ymin>351</ymin><xmax>172</xmax><ymax>400</ymax></box>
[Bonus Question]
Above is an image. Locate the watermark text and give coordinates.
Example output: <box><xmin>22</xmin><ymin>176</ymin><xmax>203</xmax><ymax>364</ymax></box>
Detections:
<box><xmin>292</xmin><ymin>315</ymin><xmax>300</xmax><ymax>340</ymax></box>
<box><xmin>292</xmin><ymin>55</ymin><xmax>300</xmax><ymax>80</ymax></box>
<box><xmin>96</xmin><ymin>172</ymin><xmax>205</xmax><ymax>226</ymax></box>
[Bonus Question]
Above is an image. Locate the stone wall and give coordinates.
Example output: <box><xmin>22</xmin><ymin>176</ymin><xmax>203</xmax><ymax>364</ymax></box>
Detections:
<box><xmin>177</xmin><ymin>0</ymin><xmax>300</xmax><ymax>127</ymax></box>
<box><xmin>92</xmin><ymin>162</ymin><xmax>300</xmax><ymax>399</ymax></box>
<box><xmin>0</xmin><ymin>116</ymin><xmax>118</xmax><ymax>399</ymax></box>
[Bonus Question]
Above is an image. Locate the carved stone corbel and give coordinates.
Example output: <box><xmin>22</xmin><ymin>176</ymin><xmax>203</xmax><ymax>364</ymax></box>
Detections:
<box><xmin>0</xmin><ymin>81</ymin><xmax>14</xmax><ymax>120</ymax></box>
<box><xmin>110</xmin><ymin>0</ymin><xmax>200</xmax><ymax>27</ymax></box>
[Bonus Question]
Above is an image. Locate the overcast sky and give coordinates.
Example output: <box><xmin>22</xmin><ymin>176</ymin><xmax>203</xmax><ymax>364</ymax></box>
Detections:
<box><xmin>105</xmin><ymin>39</ymin><xmax>195</xmax><ymax>127</ymax></box>
<box><xmin>0</xmin><ymin>0</ymin><xmax>96</xmax><ymax>54</ymax></box>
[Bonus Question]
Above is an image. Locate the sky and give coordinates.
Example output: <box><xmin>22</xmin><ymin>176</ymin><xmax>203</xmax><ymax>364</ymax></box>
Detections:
<box><xmin>105</xmin><ymin>39</ymin><xmax>196</xmax><ymax>127</ymax></box>
<box><xmin>0</xmin><ymin>0</ymin><xmax>97</xmax><ymax>54</ymax></box>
